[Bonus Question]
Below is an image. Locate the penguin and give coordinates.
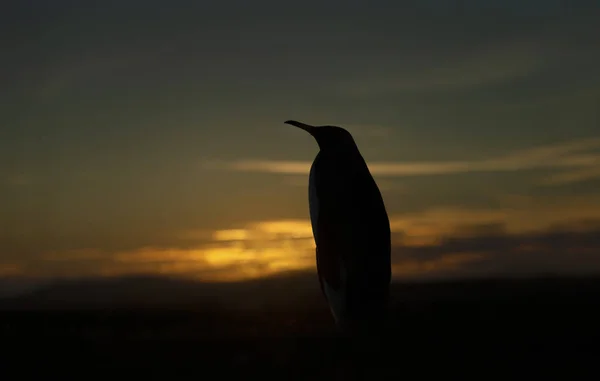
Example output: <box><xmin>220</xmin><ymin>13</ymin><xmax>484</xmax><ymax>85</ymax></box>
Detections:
<box><xmin>285</xmin><ymin>120</ymin><xmax>391</xmax><ymax>333</ymax></box>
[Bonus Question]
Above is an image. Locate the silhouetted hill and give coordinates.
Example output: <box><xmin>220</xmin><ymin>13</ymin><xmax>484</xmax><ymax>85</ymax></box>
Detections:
<box><xmin>1</xmin><ymin>274</ymin><xmax>599</xmax><ymax>377</ymax></box>
<box><xmin>3</xmin><ymin>272</ymin><xmax>599</xmax><ymax>310</ymax></box>
<box><xmin>0</xmin><ymin>271</ymin><xmax>322</xmax><ymax>310</ymax></box>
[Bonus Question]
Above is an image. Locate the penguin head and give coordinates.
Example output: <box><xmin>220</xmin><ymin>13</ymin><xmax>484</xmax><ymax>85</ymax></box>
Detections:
<box><xmin>285</xmin><ymin>120</ymin><xmax>357</xmax><ymax>151</ymax></box>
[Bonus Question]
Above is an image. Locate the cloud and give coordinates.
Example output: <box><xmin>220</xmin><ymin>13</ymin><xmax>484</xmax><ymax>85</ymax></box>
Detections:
<box><xmin>23</xmin><ymin>220</ymin><xmax>318</xmax><ymax>282</ymax></box>
<box><xmin>540</xmin><ymin>166</ymin><xmax>600</xmax><ymax>186</ymax></box>
<box><xmin>209</xmin><ymin>136</ymin><xmax>600</xmax><ymax>185</ymax></box>
<box><xmin>391</xmin><ymin>223</ymin><xmax>600</xmax><ymax>280</ymax></box>
<box><xmin>17</xmin><ymin>194</ymin><xmax>600</xmax><ymax>282</ymax></box>
<box><xmin>41</xmin><ymin>249</ymin><xmax>105</xmax><ymax>262</ymax></box>
<box><xmin>390</xmin><ymin>196</ymin><xmax>600</xmax><ymax>247</ymax></box>
<box><xmin>17</xmin><ymin>216</ymin><xmax>600</xmax><ymax>283</ymax></box>
<box><xmin>392</xmin><ymin>252</ymin><xmax>487</xmax><ymax>278</ymax></box>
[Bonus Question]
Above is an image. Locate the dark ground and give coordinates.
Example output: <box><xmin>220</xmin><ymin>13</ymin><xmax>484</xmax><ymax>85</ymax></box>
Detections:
<box><xmin>1</xmin><ymin>276</ymin><xmax>599</xmax><ymax>378</ymax></box>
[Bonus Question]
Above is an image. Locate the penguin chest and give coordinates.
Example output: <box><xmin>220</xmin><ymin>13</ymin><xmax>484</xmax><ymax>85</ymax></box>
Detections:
<box><xmin>309</xmin><ymin>158</ymin><xmax>348</xmax><ymax>322</ymax></box>
<box><xmin>308</xmin><ymin>160</ymin><xmax>320</xmax><ymax>242</ymax></box>
<box><xmin>320</xmin><ymin>257</ymin><xmax>347</xmax><ymax>324</ymax></box>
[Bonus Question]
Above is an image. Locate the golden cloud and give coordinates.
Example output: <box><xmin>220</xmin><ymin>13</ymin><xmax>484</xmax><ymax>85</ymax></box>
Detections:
<box><xmin>36</xmin><ymin>220</ymin><xmax>319</xmax><ymax>282</ymax></box>
<box><xmin>213</xmin><ymin>136</ymin><xmax>600</xmax><ymax>185</ymax></box>
<box><xmin>27</xmin><ymin>193</ymin><xmax>600</xmax><ymax>282</ymax></box>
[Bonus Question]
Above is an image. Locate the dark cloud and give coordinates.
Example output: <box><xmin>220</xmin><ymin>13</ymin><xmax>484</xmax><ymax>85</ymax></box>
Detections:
<box><xmin>391</xmin><ymin>219</ymin><xmax>600</xmax><ymax>279</ymax></box>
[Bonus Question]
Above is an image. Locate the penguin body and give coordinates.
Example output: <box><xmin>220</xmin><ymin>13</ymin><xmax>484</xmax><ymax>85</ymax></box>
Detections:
<box><xmin>286</xmin><ymin>121</ymin><xmax>391</xmax><ymax>331</ymax></box>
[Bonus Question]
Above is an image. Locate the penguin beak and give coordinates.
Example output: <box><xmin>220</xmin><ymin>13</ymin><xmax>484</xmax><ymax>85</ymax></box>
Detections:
<box><xmin>285</xmin><ymin>120</ymin><xmax>315</xmax><ymax>135</ymax></box>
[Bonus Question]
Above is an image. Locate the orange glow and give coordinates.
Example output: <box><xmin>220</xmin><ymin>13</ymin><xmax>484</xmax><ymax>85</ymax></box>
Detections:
<box><xmin>212</xmin><ymin>229</ymin><xmax>249</xmax><ymax>241</ymax></box>
<box><xmin>88</xmin><ymin>221</ymin><xmax>319</xmax><ymax>282</ymax></box>
<box><xmin>212</xmin><ymin>220</ymin><xmax>314</xmax><ymax>243</ymax></box>
<box><xmin>251</xmin><ymin>220</ymin><xmax>314</xmax><ymax>239</ymax></box>
<box><xmin>0</xmin><ymin>263</ymin><xmax>21</xmax><ymax>276</ymax></box>
<box><xmin>112</xmin><ymin>247</ymin><xmax>207</xmax><ymax>263</ymax></box>
<box><xmin>25</xmin><ymin>197</ymin><xmax>600</xmax><ymax>281</ymax></box>
<box><xmin>53</xmin><ymin>211</ymin><xmax>491</xmax><ymax>281</ymax></box>
<box><xmin>392</xmin><ymin>252</ymin><xmax>485</xmax><ymax>277</ymax></box>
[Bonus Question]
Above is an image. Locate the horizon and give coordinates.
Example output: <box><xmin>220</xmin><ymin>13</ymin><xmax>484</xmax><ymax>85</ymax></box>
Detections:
<box><xmin>2</xmin><ymin>1</ymin><xmax>600</xmax><ymax>289</ymax></box>
<box><xmin>3</xmin><ymin>269</ymin><xmax>599</xmax><ymax>308</ymax></box>
<box><xmin>2</xmin><ymin>266</ymin><xmax>600</xmax><ymax>302</ymax></box>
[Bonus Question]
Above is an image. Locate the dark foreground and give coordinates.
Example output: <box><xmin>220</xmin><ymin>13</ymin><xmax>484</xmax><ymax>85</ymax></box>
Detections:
<box><xmin>1</xmin><ymin>277</ymin><xmax>599</xmax><ymax>378</ymax></box>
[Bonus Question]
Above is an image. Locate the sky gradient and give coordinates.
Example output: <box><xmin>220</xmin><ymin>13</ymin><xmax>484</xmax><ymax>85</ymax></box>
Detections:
<box><xmin>2</xmin><ymin>1</ymin><xmax>600</xmax><ymax>285</ymax></box>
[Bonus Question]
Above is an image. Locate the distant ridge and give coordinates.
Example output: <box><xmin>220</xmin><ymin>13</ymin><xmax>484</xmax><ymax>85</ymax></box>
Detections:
<box><xmin>1</xmin><ymin>272</ymin><xmax>599</xmax><ymax>311</ymax></box>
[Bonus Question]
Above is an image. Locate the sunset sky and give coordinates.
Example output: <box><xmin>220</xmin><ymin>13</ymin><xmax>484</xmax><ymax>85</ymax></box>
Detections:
<box><xmin>2</xmin><ymin>1</ymin><xmax>600</xmax><ymax>284</ymax></box>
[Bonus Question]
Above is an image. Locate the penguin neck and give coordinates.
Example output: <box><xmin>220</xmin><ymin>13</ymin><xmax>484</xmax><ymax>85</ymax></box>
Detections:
<box><xmin>319</xmin><ymin>148</ymin><xmax>365</xmax><ymax>168</ymax></box>
<box><xmin>318</xmin><ymin>144</ymin><xmax>362</xmax><ymax>157</ymax></box>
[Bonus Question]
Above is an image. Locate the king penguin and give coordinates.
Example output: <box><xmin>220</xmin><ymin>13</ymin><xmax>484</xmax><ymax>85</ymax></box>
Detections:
<box><xmin>285</xmin><ymin>120</ymin><xmax>391</xmax><ymax>334</ymax></box>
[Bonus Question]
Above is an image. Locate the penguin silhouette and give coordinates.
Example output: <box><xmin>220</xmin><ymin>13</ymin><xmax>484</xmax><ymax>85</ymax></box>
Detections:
<box><xmin>285</xmin><ymin>120</ymin><xmax>391</xmax><ymax>333</ymax></box>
